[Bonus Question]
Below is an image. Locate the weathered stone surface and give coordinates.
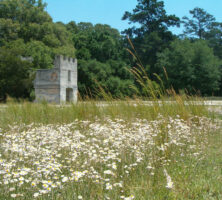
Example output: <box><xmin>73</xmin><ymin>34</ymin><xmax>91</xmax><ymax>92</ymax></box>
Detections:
<box><xmin>34</xmin><ymin>55</ymin><xmax>78</xmax><ymax>103</ymax></box>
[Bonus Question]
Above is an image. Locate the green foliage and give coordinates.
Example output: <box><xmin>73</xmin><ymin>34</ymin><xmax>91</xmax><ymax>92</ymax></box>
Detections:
<box><xmin>182</xmin><ymin>7</ymin><xmax>216</xmax><ymax>39</ymax></box>
<box><xmin>156</xmin><ymin>39</ymin><xmax>221</xmax><ymax>95</ymax></box>
<box><xmin>122</xmin><ymin>0</ymin><xmax>180</xmax><ymax>35</ymax></box>
<box><xmin>78</xmin><ymin>59</ymin><xmax>134</xmax><ymax>98</ymax></box>
<box><xmin>205</xmin><ymin>22</ymin><xmax>222</xmax><ymax>59</ymax></box>
<box><xmin>122</xmin><ymin>0</ymin><xmax>179</xmax><ymax>79</ymax></box>
<box><xmin>0</xmin><ymin>0</ymin><xmax>222</xmax><ymax>99</ymax></box>
<box><xmin>181</xmin><ymin>7</ymin><xmax>222</xmax><ymax>95</ymax></box>
<box><xmin>0</xmin><ymin>0</ymin><xmax>75</xmax><ymax>100</ymax></box>
<box><xmin>0</xmin><ymin>18</ymin><xmax>20</xmax><ymax>45</ymax></box>
<box><xmin>0</xmin><ymin>0</ymin><xmax>75</xmax><ymax>61</ymax></box>
<box><xmin>25</xmin><ymin>40</ymin><xmax>53</xmax><ymax>69</ymax></box>
<box><xmin>0</xmin><ymin>0</ymin><xmax>50</xmax><ymax>24</ymax></box>
<box><xmin>0</xmin><ymin>47</ymin><xmax>33</xmax><ymax>101</ymax></box>
<box><xmin>72</xmin><ymin>22</ymin><xmax>126</xmax><ymax>63</ymax></box>
<box><xmin>69</xmin><ymin>22</ymin><xmax>134</xmax><ymax>98</ymax></box>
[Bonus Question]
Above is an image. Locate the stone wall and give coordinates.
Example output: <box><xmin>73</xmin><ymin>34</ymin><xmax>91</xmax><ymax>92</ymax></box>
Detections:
<box><xmin>55</xmin><ymin>56</ymin><xmax>78</xmax><ymax>102</ymax></box>
<box><xmin>34</xmin><ymin>55</ymin><xmax>78</xmax><ymax>103</ymax></box>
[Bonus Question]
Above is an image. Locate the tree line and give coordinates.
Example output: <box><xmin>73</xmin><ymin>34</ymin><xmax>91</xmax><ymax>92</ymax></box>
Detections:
<box><xmin>0</xmin><ymin>0</ymin><xmax>221</xmax><ymax>101</ymax></box>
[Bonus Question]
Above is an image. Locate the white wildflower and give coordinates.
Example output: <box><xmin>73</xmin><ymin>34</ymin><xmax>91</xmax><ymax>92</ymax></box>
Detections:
<box><xmin>33</xmin><ymin>193</ymin><xmax>39</xmax><ymax>198</ymax></box>
<box><xmin>104</xmin><ymin>170</ymin><xmax>114</xmax><ymax>175</ymax></box>
<box><xmin>106</xmin><ymin>183</ymin><xmax>113</xmax><ymax>190</ymax></box>
<box><xmin>11</xmin><ymin>194</ymin><xmax>17</xmax><ymax>198</ymax></box>
<box><xmin>62</xmin><ymin>177</ymin><xmax>68</xmax><ymax>183</ymax></box>
<box><xmin>163</xmin><ymin>168</ymin><xmax>174</xmax><ymax>189</ymax></box>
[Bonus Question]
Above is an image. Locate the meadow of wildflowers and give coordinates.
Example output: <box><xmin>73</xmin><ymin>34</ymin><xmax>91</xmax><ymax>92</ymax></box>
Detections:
<box><xmin>0</xmin><ymin>103</ymin><xmax>221</xmax><ymax>200</ymax></box>
<box><xmin>1</xmin><ymin>36</ymin><xmax>221</xmax><ymax>199</ymax></box>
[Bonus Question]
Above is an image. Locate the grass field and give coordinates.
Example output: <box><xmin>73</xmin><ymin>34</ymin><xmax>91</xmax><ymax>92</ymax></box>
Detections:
<box><xmin>0</xmin><ymin>99</ymin><xmax>221</xmax><ymax>199</ymax></box>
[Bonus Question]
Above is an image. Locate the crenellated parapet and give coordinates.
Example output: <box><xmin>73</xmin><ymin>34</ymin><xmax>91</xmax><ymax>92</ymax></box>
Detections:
<box><xmin>54</xmin><ymin>55</ymin><xmax>77</xmax><ymax>69</ymax></box>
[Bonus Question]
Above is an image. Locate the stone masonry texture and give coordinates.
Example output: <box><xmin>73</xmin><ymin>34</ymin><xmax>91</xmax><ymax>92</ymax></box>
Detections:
<box><xmin>34</xmin><ymin>55</ymin><xmax>78</xmax><ymax>103</ymax></box>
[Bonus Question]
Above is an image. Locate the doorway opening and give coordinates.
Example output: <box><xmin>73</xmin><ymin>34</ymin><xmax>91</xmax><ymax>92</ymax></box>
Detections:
<box><xmin>66</xmin><ymin>88</ymin><xmax>73</xmax><ymax>102</ymax></box>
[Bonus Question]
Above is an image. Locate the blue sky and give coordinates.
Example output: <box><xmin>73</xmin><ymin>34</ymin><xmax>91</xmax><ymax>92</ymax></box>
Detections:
<box><xmin>44</xmin><ymin>0</ymin><xmax>222</xmax><ymax>34</ymax></box>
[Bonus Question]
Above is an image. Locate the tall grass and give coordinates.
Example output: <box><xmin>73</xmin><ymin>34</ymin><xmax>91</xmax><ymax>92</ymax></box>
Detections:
<box><xmin>0</xmin><ymin>98</ymin><xmax>209</xmax><ymax>131</ymax></box>
<box><xmin>0</xmin><ymin>101</ymin><xmax>220</xmax><ymax>199</ymax></box>
<box><xmin>0</xmin><ymin>39</ymin><xmax>221</xmax><ymax>200</ymax></box>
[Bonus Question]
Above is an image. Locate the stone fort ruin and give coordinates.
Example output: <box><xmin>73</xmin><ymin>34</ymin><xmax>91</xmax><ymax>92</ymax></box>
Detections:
<box><xmin>34</xmin><ymin>55</ymin><xmax>77</xmax><ymax>103</ymax></box>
